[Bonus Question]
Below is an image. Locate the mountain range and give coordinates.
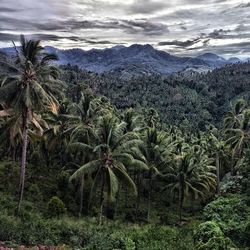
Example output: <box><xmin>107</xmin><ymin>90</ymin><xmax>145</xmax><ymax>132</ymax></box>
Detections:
<box><xmin>0</xmin><ymin>44</ymin><xmax>245</xmax><ymax>76</ymax></box>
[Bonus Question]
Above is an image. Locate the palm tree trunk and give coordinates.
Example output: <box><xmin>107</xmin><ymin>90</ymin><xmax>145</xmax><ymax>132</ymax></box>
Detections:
<box><xmin>179</xmin><ymin>179</ymin><xmax>184</xmax><ymax>223</ymax></box>
<box><xmin>216</xmin><ymin>153</ymin><xmax>220</xmax><ymax>195</ymax></box>
<box><xmin>125</xmin><ymin>186</ymin><xmax>128</xmax><ymax>208</ymax></box>
<box><xmin>79</xmin><ymin>175</ymin><xmax>84</xmax><ymax>217</ymax></box>
<box><xmin>230</xmin><ymin>154</ymin><xmax>235</xmax><ymax>176</ymax></box>
<box><xmin>12</xmin><ymin>146</ymin><xmax>16</xmax><ymax>162</ymax></box>
<box><xmin>99</xmin><ymin>173</ymin><xmax>105</xmax><ymax>225</ymax></box>
<box><xmin>135</xmin><ymin>173</ymin><xmax>141</xmax><ymax>219</ymax></box>
<box><xmin>114</xmin><ymin>184</ymin><xmax>121</xmax><ymax>219</ymax></box>
<box><xmin>147</xmin><ymin>171</ymin><xmax>152</xmax><ymax>222</ymax></box>
<box><xmin>17</xmin><ymin>110</ymin><xmax>29</xmax><ymax>214</ymax></box>
<box><xmin>190</xmin><ymin>193</ymin><xmax>194</xmax><ymax>215</ymax></box>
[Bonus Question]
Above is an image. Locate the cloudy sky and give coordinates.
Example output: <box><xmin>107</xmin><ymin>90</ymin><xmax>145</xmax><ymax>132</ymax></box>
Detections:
<box><xmin>0</xmin><ymin>0</ymin><xmax>250</xmax><ymax>58</ymax></box>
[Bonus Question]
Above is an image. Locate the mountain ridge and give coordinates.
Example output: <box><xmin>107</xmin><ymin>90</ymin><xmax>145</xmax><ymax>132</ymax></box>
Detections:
<box><xmin>0</xmin><ymin>44</ymin><xmax>243</xmax><ymax>76</ymax></box>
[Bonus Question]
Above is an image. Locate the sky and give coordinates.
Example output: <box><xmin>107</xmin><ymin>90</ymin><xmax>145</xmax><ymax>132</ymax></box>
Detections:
<box><xmin>0</xmin><ymin>0</ymin><xmax>250</xmax><ymax>58</ymax></box>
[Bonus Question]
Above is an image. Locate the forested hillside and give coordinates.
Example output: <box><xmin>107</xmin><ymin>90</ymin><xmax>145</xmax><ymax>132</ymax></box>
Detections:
<box><xmin>0</xmin><ymin>37</ymin><xmax>249</xmax><ymax>250</ymax></box>
<box><xmin>61</xmin><ymin>62</ymin><xmax>250</xmax><ymax>129</ymax></box>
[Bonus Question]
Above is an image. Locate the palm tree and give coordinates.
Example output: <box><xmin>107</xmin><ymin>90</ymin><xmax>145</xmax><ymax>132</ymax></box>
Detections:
<box><xmin>142</xmin><ymin>108</ymin><xmax>160</xmax><ymax>128</ymax></box>
<box><xmin>208</xmin><ymin>133</ymin><xmax>229</xmax><ymax>195</ymax></box>
<box><xmin>121</xmin><ymin>108</ymin><xmax>143</xmax><ymax>133</ymax></box>
<box><xmin>129</xmin><ymin>127</ymin><xmax>169</xmax><ymax>221</ymax></box>
<box><xmin>70</xmin><ymin>115</ymin><xmax>141</xmax><ymax>224</ymax></box>
<box><xmin>224</xmin><ymin>100</ymin><xmax>250</xmax><ymax>174</ymax></box>
<box><xmin>0</xmin><ymin>110</ymin><xmax>48</xmax><ymax>162</ymax></box>
<box><xmin>0</xmin><ymin>35</ymin><xmax>62</xmax><ymax>213</ymax></box>
<box><xmin>164</xmin><ymin>144</ymin><xmax>216</xmax><ymax>222</ymax></box>
<box><xmin>67</xmin><ymin>87</ymin><xmax>114</xmax><ymax>216</ymax></box>
<box><xmin>224</xmin><ymin>99</ymin><xmax>247</xmax><ymax>129</ymax></box>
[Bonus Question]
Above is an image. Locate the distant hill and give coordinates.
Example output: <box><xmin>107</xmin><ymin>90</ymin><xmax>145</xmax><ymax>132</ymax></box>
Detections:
<box><xmin>60</xmin><ymin>61</ymin><xmax>250</xmax><ymax>128</ymax></box>
<box><xmin>0</xmin><ymin>44</ymin><xmax>242</xmax><ymax>77</ymax></box>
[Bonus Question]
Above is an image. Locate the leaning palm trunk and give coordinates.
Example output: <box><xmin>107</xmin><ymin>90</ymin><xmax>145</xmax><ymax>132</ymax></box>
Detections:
<box><xmin>17</xmin><ymin>109</ymin><xmax>29</xmax><ymax>214</ymax></box>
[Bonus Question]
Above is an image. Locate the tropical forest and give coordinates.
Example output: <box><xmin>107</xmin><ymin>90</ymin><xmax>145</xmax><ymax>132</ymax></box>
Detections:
<box><xmin>0</xmin><ymin>34</ymin><xmax>249</xmax><ymax>250</ymax></box>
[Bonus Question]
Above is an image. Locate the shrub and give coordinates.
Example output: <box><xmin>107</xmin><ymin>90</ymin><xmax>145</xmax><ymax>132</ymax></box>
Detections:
<box><xmin>47</xmin><ymin>196</ymin><xmax>66</xmax><ymax>218</ymax></box>
<box><xmin>203</xmin><ymin>195</ymin><xmax>249</xmax><ymax>243</ymax></box>
<box><xmin>0</xmin><ymin>212</ymin><xmax>197</xmax><ymax>249</ymax></box>
<box><xmin>110</xmin><ymin>225</ymin><xmax>193</xmax><ymax>250</ymax></box>
<box><xmin>27</xmin><ymin>184</ymin><xmax>42</xmax><ymax>202</ymax></box>
<box><xmin>193</xmin><ymin>221</ymin><xmax>235</xmax><ymax>250</ymax></box>
<box><xmin>220</xmin><ymin>175</ymin><xmax>243</xmax><ymax>195</ymax></box>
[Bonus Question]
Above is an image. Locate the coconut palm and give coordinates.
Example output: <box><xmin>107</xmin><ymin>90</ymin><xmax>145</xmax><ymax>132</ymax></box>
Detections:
<box><xmin>37</xmin><ymin>99</ymin><xmax>72</xmax><ymax>167</ymax></box>
<box><xmin>207</xmin><ymin>133</ymin><xmax>230</xmax><ymax>195</ymax></box>
<box><xmin>70</xmin><ymin>115</ymin><xmax>142</xmax><ymax>224</ymax></box>
<box><xmin>0</xmin><ymin>110</ymin><xmax>48</xmax><ymax>162</ymax></box>
<box><xmin>164</xmin><ymin>144</ymin><xmax>216</xmax><ymax>222</ymax></box>
<box><xmin>121</xmin><ymin>108</ymin><xmax>143</xmax><ymax>133</ymax></box>
<box><xmin>143</xmin><ymin>108</ymin><xmax>160</xmax><ymax>128</ymax></box>
<box><xmin>0</xmin><ymin>35</ymin><xmax>63</xmax><ymax>213</ymax></box>
<box><xmin>67</xmin><ymin>88</ymin><xmax>115</xmax><ymax>216</ymax></box>
<box><xmin>224</xmin><ymin>99</ymin><xmax>247</xmax><ymax>129</ymax></box>
<box><xmin>224</xmin><ymin>100</ymin><xmax>250</xmax><ymax>174</ymax></box>
<box><xmin>129</xmin><ymin>127</ymin><xmax>170</xmax><ymax>221</ymax></box>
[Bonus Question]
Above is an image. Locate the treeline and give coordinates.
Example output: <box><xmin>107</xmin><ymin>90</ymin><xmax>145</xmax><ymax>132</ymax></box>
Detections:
<box><xmin>0</xmin><ymin>37</ymin><xmax>249</xmax><ymax>249</ymax></box>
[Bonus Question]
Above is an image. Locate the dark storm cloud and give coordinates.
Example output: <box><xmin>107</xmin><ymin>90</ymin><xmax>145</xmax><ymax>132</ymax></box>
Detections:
<box><xmin>121</xmin><ymin>20</ymin><xmax>169</xmax><ymax>35</ymax></box>
<box><xmin>0</xmin><ymin>32</ymin><xmax>63</xmax><ymax>42</ymax></box>
<box><xmin>237</xmin><ymin>2</ymin><xmax>250</xmax><ymax>8</ymax></box>
<box><xmin>207</xmin><ymin>29</ymin><xmax>232</xmax><ymax>39</ymax></box>
<box><xmin>62</xmin><ymin>19</ymin><xmax>168</xmax><ymax>36</ymax></box>
<box><xmin>0</xmin><ymin>32</ymin><xmax>120</xmax><ymax>46</ymax></box>
<box><xmin>200</xmin><ymin>26</ymin><xmax>250</xmax><ymax>41</ymax></box>
<box><xmin>0</xmin><ymin>7</ymin><xmax>19</xmax><ymax>12</ymax></box>
<box><xmin>158</xmin><ymin>38</ymin><xmax>202</xmax><ymax>47</ymax></box>
<box><xmin>84</xmin><ymin>40</ymin><xmax>121</xmax><ymax>45</ymax></box>
<box><xmin>195</xmin><ymin>42</ymin><xmax>250</xmax><ymax>55</ymax></box>
<box><xmin>0</xmin><ymin>33</ymin><xmax>17</xmax><ymax>41</ymax></box>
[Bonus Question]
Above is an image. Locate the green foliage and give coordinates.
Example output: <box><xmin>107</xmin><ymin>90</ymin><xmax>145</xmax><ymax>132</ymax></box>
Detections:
<box><xmin>47</xmin><ymin>196</ymin><xmax>67</xmax><ymax>218</ymax></box>
<box><xmin>220</xmin><ymin>175</ymin><xmax>243</xmax><ymax>195</ymax></box>
<box><xmin>61</xmin><ymin>63</ymin><xmax>250</xmax><ymax>128</ymax></box>
<box><xmin>1</xmin><ymin>37</ymin><xmax>250</xmax><ymax>249</ymax></box>
<box><xmin>0</xmin><ymin>213</ymin><xmax>194</xmax><ymax>249</ymax></box>
<box><xmin>193</xmin><ymin>221</ymin><xmax>235</xmax><ymax>250</ymax></box>
<box><xmin>203</xmin><ymin>195</ymin><xmax>249</xmax><ymax>244</ymax></box>
<box><xmin>0</xmin><ymin>161</ymin><xmax>19</xmax><ymax>193</ymax></box>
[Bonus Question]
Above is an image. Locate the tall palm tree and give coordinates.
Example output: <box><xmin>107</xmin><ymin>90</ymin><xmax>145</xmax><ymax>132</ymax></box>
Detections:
<box><xmin>0</xmin><ymin>35</ymin><xmax>62</xmax><ymax>213</ymax></box>
<box><xmin>208</xmin><ymin>133</ymin><xmax>229</xmax><ymax>195</ymax></box>
<box><xmin>224</xmin><ymin>99</ymin><xmax>247</xmax><ymax>129</ymax></box>
<box><xmin>164</xmin><ymin>145</ymin><xmax>216</xmax><ymax>222</ymax></box>
<box><xmin>70</xmin><ymin>115</ymin><xmax>142</xmax><ymax>224</ymax></box>
<box><xmin>224</xmin><ymin>99</ymin><xmax>250</xmax><ymax>174</ymax></box>
<box><xmin>142</xmin><ymin>108</ymin><xmax>160</xmax><ymax>128</ymax></box>
<box><xmin>38</xmin><ymin>99</ymin><xmax>72</xmax><ymax>167</ymax></box>
<box><xmin>67</xmin><ymin>87</ymin><xmax>114</xmax><ymax>216</ymax></box>
<box><xmin>129</xmin><ymin>127</ymin><xmax>170</xmax><ymax>221</ymax></box>
<box><xmin>121</xmin><ymin>108</ymin><xmax>143</xmax><ymax>133</ymax></box>
<box><xmin>0</xmin><ymin>110</ymin><xmax>48</xmax><ymax>162</ymax></box>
